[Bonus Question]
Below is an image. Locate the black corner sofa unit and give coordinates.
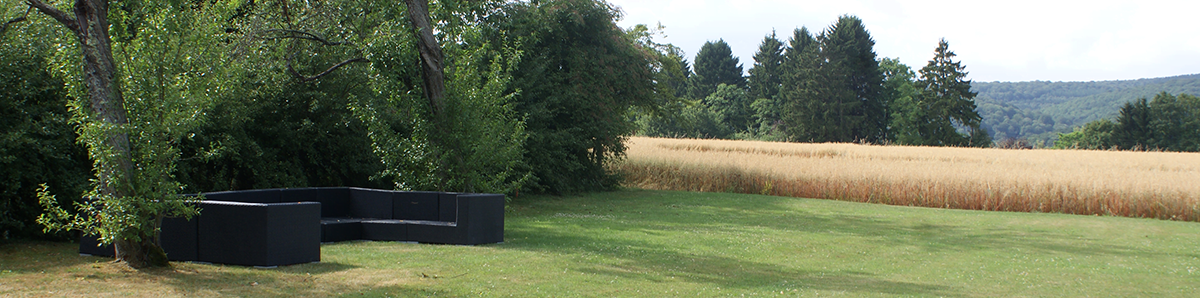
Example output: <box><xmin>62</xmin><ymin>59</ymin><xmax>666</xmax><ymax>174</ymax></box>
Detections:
<box><xmin>80</xmin><ymin>187</ymin><xmax>505</xmax><ymax>267</ymax></box>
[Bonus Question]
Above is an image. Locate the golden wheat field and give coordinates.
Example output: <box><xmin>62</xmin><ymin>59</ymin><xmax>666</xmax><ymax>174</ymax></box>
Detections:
<box><xmin>616</xmin><ymin>136</ymin><xmax>1200</xmax><ymax>221</ymax></box>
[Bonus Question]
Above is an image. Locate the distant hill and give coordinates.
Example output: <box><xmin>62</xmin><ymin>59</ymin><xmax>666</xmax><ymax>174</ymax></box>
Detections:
<box><xmin>971</xmin><ymin>74</ymin><xmax>1200</xmax><ymax>147</ymax></box>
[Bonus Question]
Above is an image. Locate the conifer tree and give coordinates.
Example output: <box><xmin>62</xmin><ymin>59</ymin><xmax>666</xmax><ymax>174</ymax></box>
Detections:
<box><xmin>777</xmin><ymin>27</ymin><xmax>826</xmax><ymax>141</ymax></box>
<box><xmin>914</xmin><ymin>38</ymin><xmax>987</xmax><ymax>146</ymax></box>
<box><xmin>748</xmin><ymin>32</ymin><xmax>784</xmax><ymax>102</ymax></box>
<box><xmin>777</xmin><ymin>16</ymin><xmax>886</xmax><ymax>143</ymax></box>
<box><xmin>689</xmin><ymin>39</ymin><xmax>745</xmax><ymax>99</ymax></box>
<box><xmin>820</xmin><ymin>15</ymin><xmax>886</xmax><ymax>143</ymax></box>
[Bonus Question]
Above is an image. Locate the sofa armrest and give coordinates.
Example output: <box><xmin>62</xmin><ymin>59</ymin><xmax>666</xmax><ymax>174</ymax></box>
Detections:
<box><xmin>197</xmin><ymin>201</ymin><xmax>321</xmax><ymax>266</ymax></box>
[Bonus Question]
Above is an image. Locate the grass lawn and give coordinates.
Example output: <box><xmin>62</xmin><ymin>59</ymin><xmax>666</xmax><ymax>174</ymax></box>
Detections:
<box><xmin>2</xmin><ymin>189</ymin><xmax>1198</xmax><ymax>297</ymax></box>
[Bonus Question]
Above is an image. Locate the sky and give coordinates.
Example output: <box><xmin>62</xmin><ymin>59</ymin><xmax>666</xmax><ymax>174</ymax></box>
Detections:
<box><xmin>605</xmin><ymin>0</ymin><xmax>1200</xmax><ymax>83</ymax></box>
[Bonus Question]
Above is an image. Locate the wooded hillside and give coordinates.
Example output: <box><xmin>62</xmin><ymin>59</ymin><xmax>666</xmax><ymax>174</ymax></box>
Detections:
<box><xmin>974</xmin><ymin>74</ymin><xmax>1200</xmax><ymax>146</ymax></box>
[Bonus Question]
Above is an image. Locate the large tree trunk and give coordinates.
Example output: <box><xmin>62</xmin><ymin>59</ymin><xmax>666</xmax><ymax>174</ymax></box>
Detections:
<box><xmin>405</xmin><ymin>0</ymin><xmax>475</xmax><ymax>192</ymax></box>
<box><xmin>404</xmin><ymin>0</ymin><xmax>446</xmax><ymax>118</ymax></box>
<box><xmin>29</xmin><ymin>0</ymin><xmax>165</xmax><ymax>269</ymax></box>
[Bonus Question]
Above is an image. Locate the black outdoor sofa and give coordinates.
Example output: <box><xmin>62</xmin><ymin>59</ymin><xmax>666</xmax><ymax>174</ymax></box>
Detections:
<box><xmin>80</xmin><ymin>187</ymin><xmax>505</xmax><ymax>267</ymax></box>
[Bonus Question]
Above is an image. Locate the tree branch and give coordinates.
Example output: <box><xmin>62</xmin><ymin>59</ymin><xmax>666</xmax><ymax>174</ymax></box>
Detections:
<box><xmin>26</xmin><ymin>0</ymin><xmax>79</xmax><ymax>33</ymax></box>
<box><xmin>286</xmin><ymin>53</ymin><xmax>368</xmax><ymax>82</ymax></box>
<box><xmin>258</xmin><ymin>29</ymin><xmax>353</xmax><ymax>46</ymax></box>
<box><xmin>257</xmin><ymin>28</ymin><xmax>367</xmax><ymax>82</ymax></box>
<box><xmin>0</xmin><ymin>6</ymin><xmax>31</xmax><ymax>36</ymax></box>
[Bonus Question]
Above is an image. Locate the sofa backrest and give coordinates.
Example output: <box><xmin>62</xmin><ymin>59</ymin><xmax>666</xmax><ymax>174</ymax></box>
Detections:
<box><xmin>193</xmin><ymin>187</ymin><xmax>486</xmax><ymax>225</ymax></box>
<box><xmin>200</xmin><ymin>189</ymin><xmax>282</xmax><ymax>203</ymax></box>
<box><xmin>394</xmin><ymin>191</ymin><xmax>440</xmax><ymax>221</ymax></box>
<box><xmin>280</xmin><ymin>187</ymin><xmax>352</xmax><ymax>218</ymax></box>
<box><xmin>348</xmin><ymin>188</ymin><xmax>393</xmax><ymax>219</ymax></box>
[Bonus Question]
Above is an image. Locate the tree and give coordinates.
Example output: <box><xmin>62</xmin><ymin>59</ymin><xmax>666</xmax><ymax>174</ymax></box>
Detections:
<box><xmin>819</xmin><ymin>15</ymin><xmax>886</xmax><ymax>143</ymax></box>
<box><xmin>776</xmin><ymin>16</ymin><xmax>888</xmax><ymax>144</ymax></box>
<box><xmin>689</xmin><ymin>39</ymin><xmax>745</xmax><ymax>99</ymax></box>
<box><xmin>1055</xmin><ymin>92</ymin><xmax>1200</xmax><ymax>151</ymax></box>
<box><xmin>745</xmin><ymin>32</ymin><xmax>786</xmax><ymax>138</ymax></box>
<box><xmin>748</xmin><ymin>32</ymin><xmax>784</xmax><ymax>102</ymax></box>
<box><xmin>489</xmin><ymin>0</ymin><xmax>663</xmax><ymax>194</ymax></box>
<box><xmin>1148</xmin><ymin>93</ymin><xmax>1200</xmax><ymax>151</ymax></box>
<box><xmin>879</xmin><ymin>57</ymin><xmax>921</xmax><ymax>144</ymax></box>
<box><xmin>0</xmin><ymin>28</ymin><xmax>90</xmax><ymax>241</ymax></box>
<box><xmin>1113</xmin><ymin>97</ymin><xmax>1152</xmax><ymax>149</ymax></box>
<box><xmin>703</xmin><ymin>83</ymin><xmax>753</xmax><ymax>137</ymax></box>
<box><xmin>777</xmin><ymin>27</ymin><xmax>823</xmax><ymax>141</ymax></box>
<box><xmin>912</xmin><ymin>38</ymin><xmax>987</xmax><ymax>147</ymax></box>
<box><xmin>12</xmin><ymin>0</ymin><xmax>205</xmax><ymax>268</ymax></box>
<box><xmin>1054</xmin><ymin>119</ymin><xmax>1116</xmax><ymax>149</ymax></box>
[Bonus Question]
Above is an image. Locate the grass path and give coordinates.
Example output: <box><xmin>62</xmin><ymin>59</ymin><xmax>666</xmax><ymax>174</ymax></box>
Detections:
<box><xmin>3</xmin><ymin>189</ymin><xmax>1199</xmax><ymax>297</ymax></box>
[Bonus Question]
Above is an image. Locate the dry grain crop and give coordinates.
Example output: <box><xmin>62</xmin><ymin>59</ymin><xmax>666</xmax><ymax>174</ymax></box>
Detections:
<box><xmin>616</xmin><ymin>137</ymin><xmax>1200</xmax><ymax>221</ymax></box>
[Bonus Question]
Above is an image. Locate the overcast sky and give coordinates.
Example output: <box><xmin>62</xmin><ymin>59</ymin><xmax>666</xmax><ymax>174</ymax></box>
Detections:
<box><xmin>606</xmin><ymin>0</ymin><xmax>1200</xmax><ymax>83</ymax></box>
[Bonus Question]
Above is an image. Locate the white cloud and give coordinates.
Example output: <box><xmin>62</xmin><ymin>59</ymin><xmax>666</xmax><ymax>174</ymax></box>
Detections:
<box><xmin>608</xmin><ymin>0</ymin><xmax>1200</xmax><ymax>82</ymax></box>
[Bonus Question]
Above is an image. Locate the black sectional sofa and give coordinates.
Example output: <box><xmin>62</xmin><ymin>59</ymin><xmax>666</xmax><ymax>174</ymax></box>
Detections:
<box><xmin>79</xmin><ymin>187</ymin><xmax>505</xmax><ymax>267</ymax></box>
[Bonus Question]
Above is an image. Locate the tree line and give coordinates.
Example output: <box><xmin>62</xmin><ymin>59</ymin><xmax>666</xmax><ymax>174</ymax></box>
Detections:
<box><xmin>973</xmin><ymin>74</ymin><xmax>1200</xmax><ymax>146</ymax></box>
<box><xmin>1054</xmin><ymin>92</ymin><xmax>1200</xmax><ymax>151</ymax></box>
<box><xmin>635</xmin><ymin>15</ymin><xmax>990</xmax><ymax>147</ymax></box>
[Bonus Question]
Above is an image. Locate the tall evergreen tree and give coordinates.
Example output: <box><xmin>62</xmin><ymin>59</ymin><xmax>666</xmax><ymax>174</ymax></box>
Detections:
<box><xmin>784</xmin><ymin>27</ymin><xmax>817</xmax><ymax>65</ymax></box>
<box><xmin>689</xmin><ymin>39</ymin><xmax>745</xmax><ymax>99</ymax></box>
<box><xmin>1113</xmin><ymin>97</ymin><xmax>1153</xmax><ymax>149</ymax></box>
<box><xmin>819</xmin><ymin>15</ymin><xmax>886</xmax><ymax>143</ymax></box>
<box><xmin>777</xmin><ymin>27</ymin><xmax>823</xmax><ymax>141</ymax></box>
<box><xmin>914</xmin><ymin>38</ymin><xmax>987</xmax><ymax>147</ymax></box>
<box><xmin>777</xmin><ymin>16</ymin><xmax>886</xmax><ymax>144</ymax></box>
<box><xmin>748</xmin><ymin>32</ymin><xmax>784</xmax><ymax>101</ymax></box>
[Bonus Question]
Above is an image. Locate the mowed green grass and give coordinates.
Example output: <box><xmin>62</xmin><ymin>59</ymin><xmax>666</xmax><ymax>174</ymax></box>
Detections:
<box><xmin>2</xmin><ymin>189</ymin><xmax>1199</xmax><ymax>297</ymax></box>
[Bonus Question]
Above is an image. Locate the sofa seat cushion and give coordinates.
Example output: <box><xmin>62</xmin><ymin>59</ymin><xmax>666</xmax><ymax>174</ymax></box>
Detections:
<box><xmin>359</xmin><ymin>219</ymin><xmax>410</xmax><ymax>241</ymax></box>
<box><xmin>320</xmin><ymin>218</ymin><xmax>365</xmax><ymax>243</ymax></box>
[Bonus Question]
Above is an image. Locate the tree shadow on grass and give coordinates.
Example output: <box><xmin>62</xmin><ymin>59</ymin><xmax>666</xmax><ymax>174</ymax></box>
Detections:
<box><xmin>505</xmin><ymin>190</ymin><xmax>1184</xmax><ymax>296</ymax></box>
<box><xmin>507</xmin><ymin>222</ymin><xmax>958</xmax><ymax>296</ymax></box>
<box><xmin>147</xmin><ymin>256</ymin><xmax>361</xmax><ymax>296</ymax></box>
<box><xmin>0</xmin><ymin>241</ymin><xmax>100</xmax><ymax>273</ymax></box>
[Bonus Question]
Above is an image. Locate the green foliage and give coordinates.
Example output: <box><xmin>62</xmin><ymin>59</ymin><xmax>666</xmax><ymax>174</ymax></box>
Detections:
<box><xmin>747</xmin><ymin>32</ymin><xmax>784</xmax><ymax>103</ymax></box>
<box><xmin>778</xmin><ymin>16</ymin><xmax>887</xmax><ymax>143</ymax></box>
<box><xmin>974</xmin><ymin>74</ymin><xmax>1200</xmax><ymax>144</ymax></box>
<box><xmin>1147</xmin><ymin>93</ymin><xmax>1200</xmax><ymax>152</ymax></box>
<box><xmin>745</xmin><ymin>32</ymin><xmax>786</xmax><ymax>139</ymax></box>
<box><xmin>638</xmin><ymin>84</ymin><xmax>749</xmax><ymax>140</ymax></box>
<box><xmin>703</xmin><ymin>84</ymin><xmax>754</xmax><ymax>135</ymax></box>
<box><xmin>0</xmin><ymin>23</ymin><xmax>91</xmax><ymax>241</ymax></box>
<box><xmin>492</xmin><ymin>0</ymin><xmax>662</xmax><ymax>194</ymax></box>
<box><xmin>175</xmin><ymin>80</ymin><xmax>388</xmax><ymax>192</ymax></box>
<box><xmin>33</xmin><ymin>0</ymin><xmax>228</xmax><ymax>248</ymax></box>
<box><xmin>417</xmin><ymin>25</ymin><xmax>529</xmax><ymax>194</ymax></box>
<box><xmin>777</xmin><ymin>27</ymin><xmax>820</xmax><ymax>141</ymax></box>
<box><xmin>906</xmin><ymin>39</ymin><xmax>986</xmax><ymax>147</ymax></box>
<box><xmin>975</xmin><ymin>99</ymin><xmax>1063</xmax><ymax>147</ymax></box>
<box><xmin>689</xmin><ymin>39</ymin><xmax>745</xmax><ymax>99</ymax></box>
<box><xmin>1053</xmin><ymin>92</ymin><xmax>1200</xmax><ymax>151</ymax></box>
<box><xmin>1054</xmin><ymin>119</ymin><xmax>1116</xmax><ymax>149</ymax></box>
<box><xmin>820</xmin><ymin>15</ymin><xmax>887</xmax><ymax>143</ymax></box>
<box><xmin>879</xmin><ymin>57</ymin><xmax>921</xmax><ymax>144</ymax></box>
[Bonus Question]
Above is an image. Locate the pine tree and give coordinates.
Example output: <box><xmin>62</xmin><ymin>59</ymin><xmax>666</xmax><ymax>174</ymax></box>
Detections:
<box><xmin>915</xmin><ymin>38</ymin><xmax>987</xmax><ymax>147</ymax></box>
<box><xmin>1113</xmin><ymin>97</ymin><xmax>1152</xmax><ymax>149</ymax></box>
<box><xmin>778</xmin><ymin>27</ymin><xmax>823</xmax><ymax>141</ymax></box>
<box><xmin>777</xmin><ymin>16</ymin><xmax>886</xmax><ymax>143</ymax></box>
<box><xmin>748</xmin><ymin>32</ymin><xmax>785</xmax><ymax>102</ymax></box>
<box><xmin>820</xmin><ymin>15</ymin><xmax>886</xmax><ymax>143</ymax></box>
<box><xmin>689</xmin><ymin>39</ymin><xmax>745</xmax><ymax>99</ymax></box>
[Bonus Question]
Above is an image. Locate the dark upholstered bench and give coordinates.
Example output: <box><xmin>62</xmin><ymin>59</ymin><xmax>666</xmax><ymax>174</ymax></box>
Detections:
<box><xmin>80</xmin><ymin>187</ymin><xmax>505</xmax><ymax>267</ymax></box>
<box><xmin>79</xmin><ymin>200</ymin><xmax>321</xmax><ymax>267</ymax></box>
